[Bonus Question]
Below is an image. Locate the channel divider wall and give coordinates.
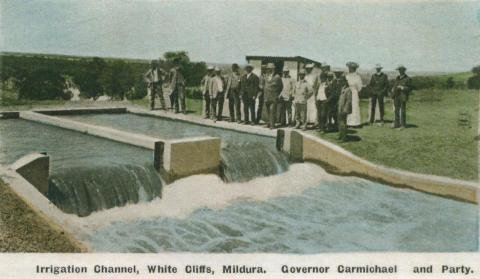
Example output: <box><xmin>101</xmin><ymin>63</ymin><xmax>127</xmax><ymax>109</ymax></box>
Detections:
<box><xmin>19</xmin><ymin>111</ymin><xmax>221</xmax><ymax>180</ymax></box>
<box><xmin>277</xmin><ymin>128</ymin><xmax>480</xmax><ymax>204</ymax></box>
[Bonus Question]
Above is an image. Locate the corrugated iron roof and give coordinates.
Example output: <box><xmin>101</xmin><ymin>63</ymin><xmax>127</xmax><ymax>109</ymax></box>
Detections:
<box><xmin>245</xmin><ymin>55</ymin><xmax>321</xmax><ymax>65</ymax></box>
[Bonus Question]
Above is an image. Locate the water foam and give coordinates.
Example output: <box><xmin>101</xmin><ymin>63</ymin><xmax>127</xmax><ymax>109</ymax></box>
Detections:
<box><xmin>73</xmin><ymin>163</ymin><xmax>337</xmax><ymax>230</ymax></box>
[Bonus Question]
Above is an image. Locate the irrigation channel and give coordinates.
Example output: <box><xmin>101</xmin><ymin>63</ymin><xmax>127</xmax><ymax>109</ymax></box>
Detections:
<box><xmin>0</xmin><ymin>114</ymin><xmax>477</xmax><ymax>252</ymax></box>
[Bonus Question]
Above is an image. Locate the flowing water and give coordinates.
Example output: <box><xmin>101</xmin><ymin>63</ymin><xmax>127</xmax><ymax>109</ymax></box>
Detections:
<box><xmin>0</xmin><ymin>118</ymin><xmax>478</xmax><ymax>252</ymax></box>
<box><xmin>0</xmin><ymin>119</ymin><xmax>162</xmax><ymax>216</ymax></box>
<box><xmin>61</xmin><ymin>113</ymin><xmax>290</xmax><ymax>182</ymax></box>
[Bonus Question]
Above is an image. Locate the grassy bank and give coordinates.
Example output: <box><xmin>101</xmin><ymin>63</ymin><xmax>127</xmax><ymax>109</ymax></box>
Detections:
<box><xmin>314</xmin><ymin>89</ymin><xmax>479</xmax><ymax>181</ymax></box>
<box><xmin>0</xmin><ymin>179</ymin><xmax>83</xmax><ymax>252</ymax></box>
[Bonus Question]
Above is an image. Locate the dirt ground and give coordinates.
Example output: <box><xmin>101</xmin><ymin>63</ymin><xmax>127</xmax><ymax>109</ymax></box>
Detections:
<box><xmin>0</xmin><ymin>179</ymin><xmax>83</xmax><ymax>252</ymax></box>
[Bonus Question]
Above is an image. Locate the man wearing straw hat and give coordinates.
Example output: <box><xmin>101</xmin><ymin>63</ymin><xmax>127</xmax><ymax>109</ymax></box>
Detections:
<box><xmin>225</xmin><ymin>63</ymin><xmax>242</xmax><ymax>122</ymax></box>
<box><xmin>368</xmin><ymin>64</ymin><xmax>389</xmax><ymax>125</ymax></box>
<box><xmin>263</xmin><ymin>63</ymin><xmax>283</xmax><ymax>129</ymax></box>
<box><xmin>279</xmin><ymin>66</ymin><xmax>295</xmax><ymax>126</ymax></box>
<box><xmin>201</xmin><ymin>66</ymin><xmax>215</xmax><ymax>119</ymax></box>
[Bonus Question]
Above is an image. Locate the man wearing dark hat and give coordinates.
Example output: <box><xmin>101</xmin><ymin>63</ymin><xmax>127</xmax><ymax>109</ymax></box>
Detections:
<box><xmin>390</xmin><ymin>65</ymin><xmax>412</xmax><ymax>129</ymax></box>
<box><xmin>240</xmin><ymin>64</ymin><xmax>260</xmax><ymax>124</ymax></box>
<box><xmin>326</xmin><ymin>71</ymin><xmax>339</xmax><ymax>131</ymax></box>
<box><xmin>368</xmin><ymin>64</ymin><xmax>389</xmax><ymax>125</ymax></box>
<box><xmin>144</xmin><ymin>59</ymin><xmax>166</xmax><ymax>110</ymax></box>
<box><xmin>201</xmin><ymin>66</ymin><xmax>215</xmax><ymax>119</ymax></box>
<box><xmin>225</xmin><ymin>63</ymin><xmax>242</xmax><ymax>122</ymax></box>
<box><xmin>263</xmin><ymin>63</ymin><xmax>283</xmax><ymax>129</ymax></box>
<box><xmin>169</xmin><ymin>58</ymin><xmax>186</xmax><ymax>113</ymax></box>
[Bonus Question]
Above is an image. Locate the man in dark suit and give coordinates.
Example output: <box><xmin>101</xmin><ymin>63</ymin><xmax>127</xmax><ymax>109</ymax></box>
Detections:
<box><xmin>368</xmin><ymin>64</ymin><xmax>389</xmax><ymax>125</ymax></box>
<box><xmin>263</xmin><ymin>63</ymin><xmax>283</xmax><ymax>129</ymax></box>
<box><xmin>169</xmin><ymin>58</ymin><xmax>186</xmax><ymax>114</ymax></box>
<box><xmin>240</xmin><ymin>64</ymin><xmax>260</xmax><ymax>124</ymax></box>
<box><xmin>225</xmin><ymin>63</ymin><xmax>242</xmax><ymax>122</ymax></box>
<box><xmin>390</xmin><ymin>65</ymin><xmax>412</xmax><ymax>129</ymax></box>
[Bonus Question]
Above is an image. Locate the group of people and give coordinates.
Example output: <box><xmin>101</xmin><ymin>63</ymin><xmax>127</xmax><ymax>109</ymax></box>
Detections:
<box><xmin>144</xmin><ymin>58</ymin><xmax>187</xmax><ymax>113</ymax></box>
<box><xmin>200</xmin><ymin>61</ymin><xmax>412</xmax><ymax>141</ymax></box>
<box><xmin>145</xmin><ymin>58</ymin><xmax>413</xmax><ymax>142</ymax></box>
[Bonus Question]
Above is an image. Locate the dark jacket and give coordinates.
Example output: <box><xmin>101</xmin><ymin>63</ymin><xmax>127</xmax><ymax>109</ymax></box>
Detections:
<box><xmin>240</xmin><ymin>73</ymin><xmax>260</xmax><ymax>99</ymax></box>
<box><xmin>390</xmin><ymin>74</ymin><xmax>412</xmax><ymax>102</ymax></box>
<box><xmin>263</xmin><ymin>74</ymin><xmax>283</xmax><ymax>102</ymax></box>
<box><xmin>369</xmin><ymin>72</ymin><xmax>389</xmax><ymax>96</ymax></box>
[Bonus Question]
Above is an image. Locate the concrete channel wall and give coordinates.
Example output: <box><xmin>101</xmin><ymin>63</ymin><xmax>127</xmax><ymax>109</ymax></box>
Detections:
<box><xmin>0</xmin><ymin>163</ymin><xmax>89</xmax><ymax>251</ymax></box>
<box><xmin>11</xmin><ymin>153</ymin><xmax>50</xmax><ymax>195</ymax></box>
<box><xmin>18</xmin><ymin>111</ymin><xmax>221</xmax><ymax>179</ymax></box>
<box><xmin>278</xmin><ymin>129</ymin><xmax>480</xmax><ymax>204</ymax></box>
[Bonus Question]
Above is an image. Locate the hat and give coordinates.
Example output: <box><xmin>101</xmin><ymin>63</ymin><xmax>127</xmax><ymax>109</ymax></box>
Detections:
<box><xmin>305</xmin><ymin>63</ymin><xmax>314</xmax><ymax>68</ymax></box>
<box><xmin>207</xmin><ymin>65</ymin><xmax>214</xmax><ymax>70</ymax></box>
<box><xmin>150</xmin><ymin>60</ymin><xmax>158</xmax><ymax>66</ymax></box>
<box><xmin>298</xmin><ymin>69</ymin><xmax>306</xmax><ymax>75</ymax></box>
<box><xmin>282</xmin><ymin>66</ymin><xmax>289</xmax><ymax>72</ymax></box>
<box><xmin>346</xmin><ymin>61</ymin><xmax>359</xmax><ymax>68</ymax></box>
<box><xmin>375</xmin><ymin>64</ymin><xmax>383</xmax><ymax>69</ymax></box>
<box><xmin>214</xmin><ymin>66</ymin><xmax>221</xmax><ymax>72</ymax></box>
<box><xmin>322</xmin><ymin>64</ymin><xmax>331</xmax><ymax>70</ymax></box>
<box><xmin>245</xmin><ymin>64</ymin><xmax>254</xmax><ymax>69</ymax></box>
<box><xmin>266</xmin><ymin>63</ymin><xmax>275</xmax><ymax>69</ymax></box>
<box><xmin>396</xmin><ymin>65</ymin><xmax>406</xmax><ymax>70</ymax></box>
<box><xmin>327</xmin><ymin>72</ymin><xmax>334</xmax><ymax>77</ymax></box>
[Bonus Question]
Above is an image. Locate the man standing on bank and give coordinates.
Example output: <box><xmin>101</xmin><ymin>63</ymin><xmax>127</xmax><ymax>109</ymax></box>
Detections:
<box><xmin>390</xmin><ymin>65</ymin><xmax>412</xmax><ymax>129</ymax></box>
<box><xmin>294</xmin><ymin>69</ymin><xmax>313</xmax><ymax>131</ymax></box>
<box><xmin>256</xmin><ymin>64</ymin><xmax>267</xmax><ymax>125</ymax></box>
<box><xmin>209</xmin><ymin>67</ymin><xmax>224</xmax><ymax>122</ymax></box>
<box><xmin>337</xmin><ymin>75</ymin><xmax>352</xmax><ymax>142</ymax></box>
<box><xmin>316</xmin><ymin>71</ymin><xmax>329</xmax><ymax>133</ymax></box>
<box><xmin>240</xmin><ymin>64</ymin><xmax>260</xmax><ymax>125</ymax></box>
<box><xmin>225</xmin><ymin>63</ymin><xmax>242</xmax><ymax>123</ymax></box>
<box><xmin>263</xmin><ymin>63</ymin><xmax>283</xmax><ymax>129</ymax></box>
<box><xmin>201</xmin><ymin>66</ymin><xmax>214</xmax><ymax>119</ymax></box>
<box><xmin>368</xmin><ymin>64</ymin><xmax>389</xmax><ymax>125</ymax></box>
<box><xmin>144</xmin><ymin>60</ymin><xmax>166</xmax><ymax>111</ymax></box>
<box><xmin>279</xmin><ymin>66</ymin><xmax>295</xmax><ymax>127</ymax></box>
<box><xmin>169</xmin><ymin>58</ymin><xmax>186</xmax><ymax>114</ymax></box>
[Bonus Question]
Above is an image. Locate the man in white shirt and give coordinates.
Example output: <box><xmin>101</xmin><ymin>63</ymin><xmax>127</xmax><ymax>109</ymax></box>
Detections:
<box><xmin>209</xmin><ymin>67</ymin><xmax>225</xmax><ymax>122</ymax></box>
<box><xmin>279</xmin><ymin>67</ymin><xmax>295</xmax><ymax>126</ymax></box>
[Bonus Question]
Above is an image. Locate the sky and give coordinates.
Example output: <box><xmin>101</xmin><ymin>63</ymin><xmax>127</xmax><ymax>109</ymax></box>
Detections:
<box><xmin>1</xmin><ymin>0</ymin><xmax>480</xmax><ymax>72</ymax></box>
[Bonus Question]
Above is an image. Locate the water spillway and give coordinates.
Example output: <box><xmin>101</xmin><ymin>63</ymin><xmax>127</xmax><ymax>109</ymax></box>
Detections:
<box><xmin>61</xmin><ymin>113</ymin><xmax>290</xmax><ymax>182</ymax></box>
<box><xmin>48</xmin><ymin>165</ymin><xmax>162</xmax><ymax>217</ymax></box>
<box><xmin>0</xmin><ymin>119</ymin><xmax>163</xmax><ymax>216</ymax></box>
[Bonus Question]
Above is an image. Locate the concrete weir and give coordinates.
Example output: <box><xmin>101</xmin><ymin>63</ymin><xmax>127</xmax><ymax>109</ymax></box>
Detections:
<box><xmin>278</xmin><ymin>129</ymin><xmax>480</xmax><ymax>204</ymax></box>
<box><xmin>18</xmin><ymin>110</ymin><xmax>221</xmax><ymax>180</ymax></box>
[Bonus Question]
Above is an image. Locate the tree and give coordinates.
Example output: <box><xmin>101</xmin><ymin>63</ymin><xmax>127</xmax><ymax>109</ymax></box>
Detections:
<box><xmin>446</xmin><ymin>77</ymin><xmax>455</xmax><ymax>89</ymax></box>
<box><xmin>101</xmin><ymin>61</ymin><xmax>135</xmax><ymax>100</ymax></box>
<box><xmin>467</xmin><ymin>65</ymin><xmax>480</xmax><ymax>90</ymax></box>
<box><xmin>17</xmin><ymin>69</ymin><xmax>66</xmax><ymax>100</ymax></box>
<box><xmin>160</xmin><ymin>51</ymin><xmax>206</xmax><ymax>86</ymax></box>
<box><xmin>73</xmin><ymin>57</ymin><xmax>106</xmax><ymax>100</ymax></box>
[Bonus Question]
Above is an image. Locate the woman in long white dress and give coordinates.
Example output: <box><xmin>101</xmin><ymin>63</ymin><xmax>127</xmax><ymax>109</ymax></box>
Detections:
<box><xmin>305</xmin><ymin>64</ymin><xmax>318</xmax><ymax>125</ymax></box>
<box><xmin>345</xmin><ymin>62</ymin><xmax>363</xmax><ymax>127</ymax></box>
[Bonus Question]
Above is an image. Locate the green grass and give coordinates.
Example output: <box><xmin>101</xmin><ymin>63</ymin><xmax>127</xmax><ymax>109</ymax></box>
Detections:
<box><xmin>313</xmin><ymin>89</ymin><xmax>479</xmax><ymax>181</ymax></box>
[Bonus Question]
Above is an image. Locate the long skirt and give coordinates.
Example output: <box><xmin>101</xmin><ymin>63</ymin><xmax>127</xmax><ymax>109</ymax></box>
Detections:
<box><xmin>347</xmin><ymin>89</ymin><xmax>361</xmax><ymax>126</ymax></box>
<box><xmin>306</xmin><ymin>95</ymin><xmax>317</xmax><ymax>124</ymax></box>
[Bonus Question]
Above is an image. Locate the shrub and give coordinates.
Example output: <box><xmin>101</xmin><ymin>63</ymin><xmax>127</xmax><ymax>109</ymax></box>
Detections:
<box><xmin>17</xmin><ymin>69</ymin><xmax>66</xmax><ymax>100</ymax></box>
